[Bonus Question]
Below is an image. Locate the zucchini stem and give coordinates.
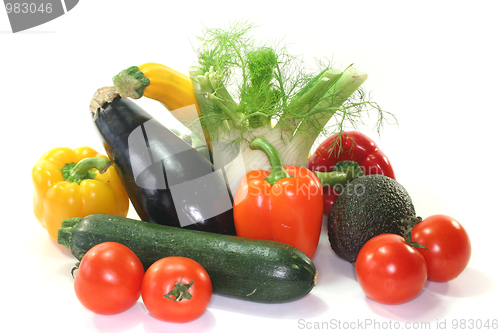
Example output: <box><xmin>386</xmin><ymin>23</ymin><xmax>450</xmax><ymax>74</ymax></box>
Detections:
<box><xmin>112</xmin><ymin>66</ymin><xmax>150</xmax><ymax>99</ymax></box>
<box><xmin>57</xmin><ymin>217</ymin><xmax>82</xmax><ymax>249</ymax></box>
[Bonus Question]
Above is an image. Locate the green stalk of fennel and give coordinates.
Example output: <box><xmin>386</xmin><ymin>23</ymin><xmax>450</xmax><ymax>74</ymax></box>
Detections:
<box><xmin>189</xmin><ymin>22</ymin><xmax>395</xmax><ymax>195</ymax></box>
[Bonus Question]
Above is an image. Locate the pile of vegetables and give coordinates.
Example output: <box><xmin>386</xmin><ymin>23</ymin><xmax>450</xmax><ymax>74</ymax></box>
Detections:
<box><xmin>30</xmin><ymin>22</ymin><xmax>472</xmax><ymax>324</ymax></box>
<box><xmin>112</xmin><ymin>22</ymin><xmax>394</xmax><ymax>196</ymax></box>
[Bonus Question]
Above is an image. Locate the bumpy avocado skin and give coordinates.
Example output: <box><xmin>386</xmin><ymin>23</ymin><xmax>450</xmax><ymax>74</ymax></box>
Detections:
<box><xmin>327</xmin><ymin>174</ymin><xmax>415</xmax><ymax>263</ymax></box>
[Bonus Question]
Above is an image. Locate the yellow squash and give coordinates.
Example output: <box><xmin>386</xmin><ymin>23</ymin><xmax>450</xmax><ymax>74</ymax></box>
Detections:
<box><xmin>139</xmin><ymin>62</ymin><xmax>200</xmax><ymax>113</ymax></box>
<box><xmin>112</xmin><ymin>63</ymin><xmax>211</xmax><ymax>149</ymax></box>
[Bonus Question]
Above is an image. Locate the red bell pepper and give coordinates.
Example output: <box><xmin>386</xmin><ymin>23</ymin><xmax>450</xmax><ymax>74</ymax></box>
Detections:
<box><xmin>308</xmin><ymin>131</ymin><xmax>395</xmax><ymax>215</ymax></box>
<box><xmin>233</xmin><ymin>137</ymin><xmax>323</xmax><ymax>259</ymax></box>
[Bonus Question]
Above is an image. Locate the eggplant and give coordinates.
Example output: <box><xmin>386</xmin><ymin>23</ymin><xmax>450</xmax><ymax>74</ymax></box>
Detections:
<box><xmin>170</xmin><ymin>128</ymin><xmax>212</xmax><ymax>163</ymax></box>
<box><xmin>89</xmin><ymin>87</ymin><xmax>236</xmax><ymax>235</ymax></box>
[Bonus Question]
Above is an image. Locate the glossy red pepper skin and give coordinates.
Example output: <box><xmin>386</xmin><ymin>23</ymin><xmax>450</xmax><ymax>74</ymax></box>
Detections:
<box><xmin>233</xmin><ymin>166</ymin><xmax>323</xmax><ymax>259</ymax></box>
<box><xmin>308</xmin><ymin>131</ymin><xmax>395</xmax><ymax>215</ymax></box>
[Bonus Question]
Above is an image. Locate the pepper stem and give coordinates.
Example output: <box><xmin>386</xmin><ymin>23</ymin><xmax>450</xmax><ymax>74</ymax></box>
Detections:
<box><xmin>62</xmin><ymin>157</ymin><xmax>111</xmax><ymax>184</ymax></box>
<box><xmin>314</xmin><ymin>169</ymin><xmax>356</xmax><ymax>187</ymax></box>
<box><xmin>314</xmin><ymin>160</ymin><xmax>363</xmax><ymax>187</ymax></box>
<box><xmin>249</xmin><ymin>137</ymin><xmax>290</xmax><ymax>185</ymax></box>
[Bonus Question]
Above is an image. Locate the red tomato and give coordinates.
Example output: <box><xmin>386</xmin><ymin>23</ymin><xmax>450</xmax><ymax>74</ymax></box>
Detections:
<box><xmin>412</xmin><ymin>214</ymin><xmax>471</xmax><ymax>282</ymax></box>
<box><xmin>355</xmin><ymin>234</ymin><xmax>428</xmax><ymax>305</ymax></box>
<box><xmin>74</xmin><ymin>242</ymin><xmax>144</xmax><ymax>315</ymax></box>
<box><xmin>141</xmin><ymin>257</ymin><xmax>212</xmax><ymax>323</ymax></box>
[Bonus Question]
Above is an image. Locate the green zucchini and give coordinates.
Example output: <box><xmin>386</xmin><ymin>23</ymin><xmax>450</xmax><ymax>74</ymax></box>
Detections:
<box><xmin>58</xmin><ymin>214</ymin><xmax>317</xmax><ymax>303</ymax></box>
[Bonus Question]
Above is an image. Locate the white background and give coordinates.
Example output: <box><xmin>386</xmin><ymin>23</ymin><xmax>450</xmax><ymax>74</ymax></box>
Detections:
<box><xmin>1</xmin><ymin>1</ymin><xmax>499</xmax><ymax>332</ymax></box>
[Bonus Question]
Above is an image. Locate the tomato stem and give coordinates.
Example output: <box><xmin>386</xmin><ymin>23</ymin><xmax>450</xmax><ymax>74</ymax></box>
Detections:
<box><xmin>164</xmin><ymin>277</ymin><xmax>195</xmax><ymax>302</ymax></box>
<box><xmin>400</xmin><ymin>216</ymin><xmax>428</xmax><ymax>250</ymax></box>
<box><xmin>71</xmin><ymin>262</ymin><xmax>80</xmax><ymax>279</ymax></box>
<box><xmin>249</xmin><ymin>137</ymin><xmax>290</xmax><ymax>185</ymax></box>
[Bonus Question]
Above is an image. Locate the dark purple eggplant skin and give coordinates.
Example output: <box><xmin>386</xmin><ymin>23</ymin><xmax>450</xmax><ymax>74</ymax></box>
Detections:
<box><xmin>91</xmin><ymin>94</ymin><xmax>236</xmax><ymax>235</ymax></box>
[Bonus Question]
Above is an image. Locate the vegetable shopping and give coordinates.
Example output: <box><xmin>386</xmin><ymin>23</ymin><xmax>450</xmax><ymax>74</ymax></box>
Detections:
<box><xmin>58</xmin><ymin>214</ymin><xmax>317</xmax><ymax>303</ymax></box>
<box><xmin>89</xmin><ymin>87</ymin><xmax>235</xmax><ymax>234</ymax></box>
<box><xmin>113</xmin><ymin>22</ymin><xmax>394</xmax><ymax>197</ymax></box>
<box><xmin>308</xmin><ymin>131</ymin><xmax>395</xmax><ymax>215</ymax></box>
<box><xmin>27</xmin><ymin>21</ymin><xmax>475</xmax><ymax>321</ymax></box>
<box><xmin>73</xmin><ymin>242</ymin><xmax>144</xmax><ymax>315</ymax></box>
<box><xmin>141</xmin><ymin>257</ymin><xmax>212</xmax><ymax>323</ymax></box>
<box><xmin>31</xmin><ymin>146</ymin><xmax>129</xmax><ymax>240</ymax></box>
<box><xmin>233</xmin><ymin>137</ymin><xmax>323</xmax><ymax>259</ymax></box>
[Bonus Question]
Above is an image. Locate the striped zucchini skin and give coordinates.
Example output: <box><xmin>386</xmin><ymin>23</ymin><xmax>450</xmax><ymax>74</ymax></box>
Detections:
<box><xmin>61</xmin><ymin>214</ymin><xmax>317</xmax><ymax>303</ymax></box>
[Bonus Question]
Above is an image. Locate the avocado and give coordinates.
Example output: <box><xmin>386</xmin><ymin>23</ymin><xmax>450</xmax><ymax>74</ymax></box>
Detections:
<box><xmin>327</xmin><ymin>174</ymin><xmax>415</xmax><ymax>263</ymax></box>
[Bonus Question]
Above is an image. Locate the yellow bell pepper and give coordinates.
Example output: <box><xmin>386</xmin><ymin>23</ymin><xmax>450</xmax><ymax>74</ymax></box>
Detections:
<box><xmin>32</xmin><ymin>146</ymin><xmax>129</xmax><ymax>240</ymax></box>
